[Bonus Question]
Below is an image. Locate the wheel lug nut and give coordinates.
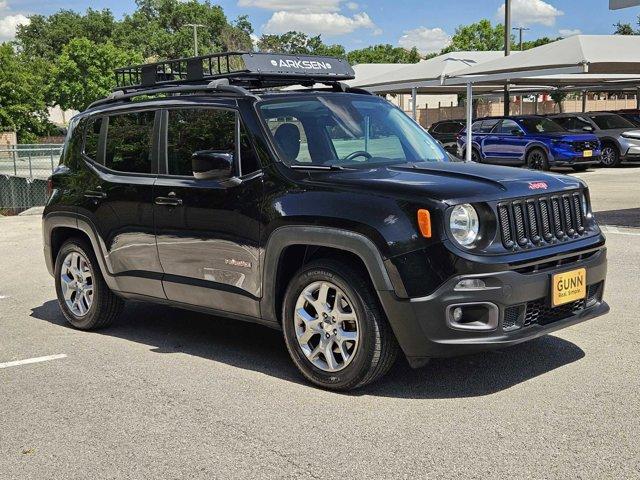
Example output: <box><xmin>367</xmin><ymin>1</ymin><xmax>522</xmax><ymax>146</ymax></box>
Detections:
<box><xmin>325</xmin><ymin>333</ymin><xmax>330</xmax><ymax>339</ymax></box>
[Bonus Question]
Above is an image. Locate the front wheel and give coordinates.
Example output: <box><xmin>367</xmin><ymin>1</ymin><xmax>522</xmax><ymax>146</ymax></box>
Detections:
<box><xmin>282</xmin><ymin>259</ymin><xmax>399</xmax><ymax>391</ymax></box>
<box><xmin>600</xmin><ymin>144</ymin><xmax>621</xmax><ymax>167</ymax></box>
<box><xmin>526</xmin><ymin>148</ymin><xmax>549</xmax><ymax>171</ymax></box>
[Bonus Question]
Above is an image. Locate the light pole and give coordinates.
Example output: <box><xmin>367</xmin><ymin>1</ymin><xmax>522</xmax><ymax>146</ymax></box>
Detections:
<box><xmin>513</xmin><ymin>27</ymin><xmax>529</xmax><ymax>114</ymax></box>
<box><xmin>503</xmin><ymin>0</ymin><xmax>511</xmax><ymax>116</ymax></box>
<box><xmin>512</xmin><ymin>26</ymin><xmax>530</xmax><ymax>51</ymax></box>
<box><xmin>184</xmin><ymin>23</ymin><xmax>205</xmax><ymax>56</ymax></box>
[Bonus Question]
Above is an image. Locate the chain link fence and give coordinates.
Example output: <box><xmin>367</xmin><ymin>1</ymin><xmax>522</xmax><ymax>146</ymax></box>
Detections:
<box><xmin>0</xmin><ymin>144</ymin><xmax>63</xmax><ymax>215</ymax></box>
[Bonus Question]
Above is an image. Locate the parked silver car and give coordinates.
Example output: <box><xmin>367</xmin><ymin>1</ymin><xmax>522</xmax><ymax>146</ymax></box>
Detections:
<box><xmin>550</xmin><ymin>112</ymin><xmax>640</xmax><ymax>167</ymax></box>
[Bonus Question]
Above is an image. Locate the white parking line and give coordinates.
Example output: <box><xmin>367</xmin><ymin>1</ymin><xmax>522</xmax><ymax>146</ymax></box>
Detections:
<box><xmin>601</xmin><ymin>226</ymin><xmax>640</xmax><ymax>236</ymax></box>
<box><xmin>0</xmin><ymin>354</ymin><xmax>67</xmax><ymax>369</ymax></box>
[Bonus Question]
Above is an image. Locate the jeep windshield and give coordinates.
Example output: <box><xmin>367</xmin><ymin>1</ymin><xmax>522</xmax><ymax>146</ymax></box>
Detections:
<box><xmin>258</xmin><ymin>95</ymin><xmax>447</xmax><ymax>168</ymax></box>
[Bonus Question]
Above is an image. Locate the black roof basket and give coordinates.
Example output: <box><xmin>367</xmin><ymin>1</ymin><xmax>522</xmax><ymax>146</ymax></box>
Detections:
<box><xmin>114</xmin><ymin>51</ymin><xmax>356</xmax><ymax>92</ymax></box>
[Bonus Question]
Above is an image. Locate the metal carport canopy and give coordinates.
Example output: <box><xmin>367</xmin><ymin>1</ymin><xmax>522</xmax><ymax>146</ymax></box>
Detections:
<box><xmin>441</xmin><ymin>35</ymin><xmax>640</xmax><ymax>161</ymax></box>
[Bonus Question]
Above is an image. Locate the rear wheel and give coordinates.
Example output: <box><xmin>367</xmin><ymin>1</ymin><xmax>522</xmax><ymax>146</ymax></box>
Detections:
<box><xmin>465</xmin><ymin>148</ymin><xmax>481</xmax><ymax>162</ymax></box>
<box><xmin>526</xmin><ymin>148</ymin><xmax>549</xmax><ymax>171</ymax></box>
<box><xmin>282</xmin><ymin>259</ymin><xmax>399</xmax><ymax>391</ymax></box>
<box><xmin>600</xmin><ymin>144</ymin><xmax>621</xmax><ymax>167</ymax></box>
<box><xmin>54</xmin><ymin>238</ymin><xmax>123</xmax><ymax>330</ymax></box>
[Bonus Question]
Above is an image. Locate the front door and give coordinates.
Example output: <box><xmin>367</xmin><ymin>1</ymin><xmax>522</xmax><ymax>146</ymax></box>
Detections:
<box><xmin>153</xmin><ymin>105</ymin><xmax>263</xmax><ymax>318</ymax></box>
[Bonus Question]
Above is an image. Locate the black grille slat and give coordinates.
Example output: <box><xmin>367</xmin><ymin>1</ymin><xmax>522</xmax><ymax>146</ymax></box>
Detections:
<box><xmin>526</xmin><ymin>201</ymin><xmax>540</xmax><ymax>242</ymax></box>
<box><xmin>513</xmin><ymin>203</ymin><xmax>527</xmax><ymax>246</ymax></box>
<box><xmin>562</xmin><ymin>196</ymin><xmax>575</xmax><ymax>236</ymax></box>
<box><xmin>551</xmin><ymin>197</ymin><xmax>564</xmax><ymax>238</ymax></box>
<box><xmin>539</xmin><ymin>200</ymin><xmax>552</xmax><ymax>241</ymax></box>
<box><xmin>497</xmin><ymin>191</ymin><xmax>588</xmax><ymax>250</ymax></box>
<box><xmin>573</xmin><ymin>194</ymin><xmax>584</xmax><ymax>233</ymax></box>
<box><xmin>498</xmin><ymin>205</ymin><xmax>514</xmax><ymax>248</ymax></box>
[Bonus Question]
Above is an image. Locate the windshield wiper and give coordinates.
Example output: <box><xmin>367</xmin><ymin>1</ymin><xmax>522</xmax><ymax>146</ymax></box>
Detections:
<box><xmin>289</xmin><ymin>164</ymin><xmax>346</xmax><ymax>171</ymax></box>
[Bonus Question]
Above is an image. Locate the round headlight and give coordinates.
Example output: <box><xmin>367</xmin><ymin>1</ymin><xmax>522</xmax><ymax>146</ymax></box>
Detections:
<box><xmin>450</xmin><ymin>204</ymin><xmax>480</xmax><ymax>247</ymax></box>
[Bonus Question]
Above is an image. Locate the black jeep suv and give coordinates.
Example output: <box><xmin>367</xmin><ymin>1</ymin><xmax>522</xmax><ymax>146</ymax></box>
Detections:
<box><xmin>43</xmin><ymin>53</ymin><xmax>609</xmax><ymax>391</ymax></box>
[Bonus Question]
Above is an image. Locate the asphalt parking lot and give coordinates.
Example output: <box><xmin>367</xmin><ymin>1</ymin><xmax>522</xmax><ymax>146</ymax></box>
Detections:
<box><xmin>1</xmin><ymin>166</ymin><xmax>639</xmax><ymax>479</ymax></box>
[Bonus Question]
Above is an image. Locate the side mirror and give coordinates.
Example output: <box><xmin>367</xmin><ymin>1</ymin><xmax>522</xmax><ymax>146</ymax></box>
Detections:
<box><xmin>582</xmin><ymin>126</ymin><xmax>594</xmax><ymax>132</ymax></box>
<box><xmin>191</xmin><ymin>150</ymin><xmax>234</xmax><ymax>180</ymax></box>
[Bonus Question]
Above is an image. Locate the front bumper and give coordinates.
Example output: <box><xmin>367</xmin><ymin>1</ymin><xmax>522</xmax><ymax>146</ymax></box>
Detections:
<box><xmin>379</xmin><ymin>247</ymin><xmax>608</xmax><ymax>367</ymax></box>
<box><xmin>622</xmin><ymin>145</ymin><xmax>640</xmax><ymax>160</ymax></box>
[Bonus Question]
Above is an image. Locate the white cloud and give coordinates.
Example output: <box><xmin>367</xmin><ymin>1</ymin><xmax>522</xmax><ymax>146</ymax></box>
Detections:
<box><xmin>559</xmin><ymin>28</ymin><xmax>581</xmax><ymax>37</ymax></box>
<box><xmin>497</xmin><ymin>0</ymin><xmax>563</xmax><ymax>27</ymax></box>
<box><xmin>238</xmin><ymin>0</ymin><xmax>342</xmax><ymax>13</ymax></box>
<box><xmin>0</xmin><ymin>13</ymin><xmax>29</xmax><ymax>41</ymax></box>
<box><xmin>263</xmin><ymin>11</ymin><xmax>377</xmax><ymax>36</ymax></box>
<box><xmin>398</xmin><ymin>27</ymin><xmax>451</xmax><ymax>55</ymax></box>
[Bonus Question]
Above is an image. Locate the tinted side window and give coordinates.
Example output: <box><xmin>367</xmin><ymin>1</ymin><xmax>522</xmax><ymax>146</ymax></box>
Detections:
<box><xmin>105</xmin><ymin>111</ymin><xmax>155</xmax><ymax>173</ymax></box>
<box><xmin>167</xmin><ymin>109</ymin><xmax>236</xmax><ymax>176</ymax></box>
<box><xmin>442</xmin><ymin>122</ymin><xmax>464</xmax><ymax>134</ymax></box>
<box><xmin>84</xmin><ymin>117</ymin><xmax>102</xmax><ymax>161</ymax></box>
<box><xmin>480</xmin><ymin>119</ymin><xmax>500</xmax><ymax>133</ymax></box>
<box><xmin>495</xmin><ymin>119</ymin><xmax>520</xmax><ymax>134</ymax></box>
<box><xmin>471</xmin><ymin>121</ymin><xmax>483</xmax><ymax>132</ymax></box>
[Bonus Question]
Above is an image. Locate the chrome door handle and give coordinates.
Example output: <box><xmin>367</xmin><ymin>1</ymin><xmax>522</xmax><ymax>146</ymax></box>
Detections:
<box><xmin>155</xmin><ymin>195</ymin><xmax>183</xmax><ymax>206</ymax></box>
<box><xmin>84</xmin><ymin>190</ymin><xmax>107</xmax><ymax>199</ymax></box>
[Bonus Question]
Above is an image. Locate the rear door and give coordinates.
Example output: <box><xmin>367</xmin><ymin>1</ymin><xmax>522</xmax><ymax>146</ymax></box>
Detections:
<box><xmin>153</xmin><ymin>103</ymin><xmax>264</xmax><ymax>318</ymax></box>
<box><xmin>75</xmin><ymin>109</ymin><xmax>164</xmax><ymax>298</ymax></box>
<box><xmin>487</xmin><ymin>119</ymin><xmax>528</xmax><ymax>164</ymax></box>
<box><xmin>476</xmin><ymin>119</ymin><xmax>502</xmax><ymax>161</ymax></box>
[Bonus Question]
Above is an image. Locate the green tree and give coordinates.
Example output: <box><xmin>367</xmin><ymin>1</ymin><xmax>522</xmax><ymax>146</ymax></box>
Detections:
<box><xmin>614</xmin><ymin>21</ymin><xmax>637</xmax><ymax>35</ymax></box>
<box><xmin>442</xmin><ymin>19</ymin><xmax>509</xmax><ymax>52</ymax></box>
<box><xmin>15</xmin><ymin>9</ymin><xmax>116</xmax><ymax>60</ymax></box>
<box><xmin>47</xmin><ymin>38</ymin><xmax>143</xmax><ymax>112</ymax></box>
<box><xmin>113</xmin><ymin>0</ymin><xmax>232</xmax><ymax>59</ymax></box>
<box><xmin>347</xmin><ymin>44</ymin><xmax>421</xmax><ymax>64</ymax></box>
<box><xmin>257</xmin><ymin>31</ymin><xmax>345</xmax><ymax>57</ymax></box>
<box><xmin>0</xmin><ymin>44</ymin><xmax>51</xmax><ymax>142</ymax></box>
<box><xmin>521</xmin><ymin>36</ymin><xmax>558</xmax><ymax>50</ymax></box>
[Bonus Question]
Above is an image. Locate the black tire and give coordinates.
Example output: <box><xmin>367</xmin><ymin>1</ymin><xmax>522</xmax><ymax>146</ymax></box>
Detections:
<box><xmin>571</xmin><ymin>165</ymin><xmax>589</xmax><ymax>172</ymax></box>
<box><xmin>282</xmin><ymin>259</ymin><xmax>399</xmax><ymax>391</ymax></box>
<box><xmin>600</xmin><ymin>143</ymin><xmax>621</xmax><ymax>167</ymax></box>
<box><xmin>54</xmin><ymin>238</ymin><xmax>123</xmax><ymax>330</ymax></box>
<box><xmin>465</xmin><ymin>148</ymin><xmax>481</xmax><ymax>163</ymax></box>
<box><xmin>526</xmin><ymin>148</ymin><xmax>549</xmax><ymax>171</ymax></box>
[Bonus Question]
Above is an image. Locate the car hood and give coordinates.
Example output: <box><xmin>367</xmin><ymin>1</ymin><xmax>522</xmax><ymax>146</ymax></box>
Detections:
<box><xmin>535</xmin><ymin>132</ymin><xmax>598</xmax><ymax>141</ymax></box>
<box><xmin>305</xmin><ymin>162</ymin><xmax>583</xmax><ymax>204</ymax></box>
<box><xmin>596</xmin><ymin>128</ymin><xmax>640</xmax><ymax>138</ymax></box>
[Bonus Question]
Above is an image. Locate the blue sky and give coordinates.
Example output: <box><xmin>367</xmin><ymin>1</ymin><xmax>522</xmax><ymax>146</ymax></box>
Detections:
<box><xmin>2</xmin><ymin>0</ymin><xmax>640</xmax><ymax>53</ymax></box>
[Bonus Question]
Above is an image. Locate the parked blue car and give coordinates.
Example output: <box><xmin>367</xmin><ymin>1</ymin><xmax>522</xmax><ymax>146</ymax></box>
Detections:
<box><xmin>457</xmin><ymin>116</ymin><xmax>601</xmax><ymax>171</ymax></box>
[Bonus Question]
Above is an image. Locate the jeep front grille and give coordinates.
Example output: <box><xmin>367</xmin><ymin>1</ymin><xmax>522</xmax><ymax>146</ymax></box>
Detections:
<box><xmin>497</xmin><ymin>191</ymin><xmax>587</xmax><ymax>250</ymax></box>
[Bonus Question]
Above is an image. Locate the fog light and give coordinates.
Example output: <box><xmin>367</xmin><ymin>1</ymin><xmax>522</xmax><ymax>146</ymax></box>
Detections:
<box><xmin>454</xmin><ymin>278</ymin><xmax>486</xmax><ymax>290</ymax></box>
<box><xmin>446</xmin><ymin>303</ymin><xmax>499</xmax><ymax>331</ymax></box>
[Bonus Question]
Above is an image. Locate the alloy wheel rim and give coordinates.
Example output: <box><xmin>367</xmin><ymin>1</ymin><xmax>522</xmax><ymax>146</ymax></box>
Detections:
<box><xmin>529</xmin><ymin>152</ymin><xmax>544</xmax><ymax>170</ymax></box>
<box><xmin>294</xmin><ymin>281</ymin><xmax>360</xmax><ymax>373</ymax></box>
<box><xmin>601</xmin><ymin>147</ymin><xmax>615</xmax><ymax>166</ymax></box>
<box><xmin>60</xmin><ymin>251</ymin><xmax>94</xmax><ymax>317</ymax></box>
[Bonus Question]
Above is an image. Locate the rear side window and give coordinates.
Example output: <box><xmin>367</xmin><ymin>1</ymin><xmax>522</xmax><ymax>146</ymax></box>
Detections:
<box><xmin>84</xmin><ymin>117</ymin><xmax>102</xmax><ymax>161</ymax></box>
<box><xmin>166</xmin><ymin>108</ymin><xmax>237</xmax><ymax>176</ymax></box>
<box><xmin>105</xmin><ymin>111</ymin><xmax>155</xmax><ymax>173</ymax></box>
<box><xmin>495</xmin><ymin>119</ymin><xmax>520</xmax><ymax>134</ymax></box>
<box><xmin>439</xmin><ymin>122</ymin><xmax>464</xmax><ymax>134</ymax></box>
<box><xmin>479</xmin><ymin>119</ymin><xmax>500</xmax><ymax>133</ymax></box>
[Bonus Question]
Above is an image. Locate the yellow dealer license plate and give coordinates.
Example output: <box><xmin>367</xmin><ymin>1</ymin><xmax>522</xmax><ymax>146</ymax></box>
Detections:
<box><xmin>552</xmin><ymin>268</ymin><xmax>587</xmax><ymax>307</ymax></box>
<box><xmin>583</xmin><ymin>150</ymin><xmax>593</xmax><ymax>157</ymax></box>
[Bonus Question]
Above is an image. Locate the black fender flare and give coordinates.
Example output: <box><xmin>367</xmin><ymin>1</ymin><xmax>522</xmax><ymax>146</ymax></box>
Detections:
<box><xmin>524</xmin><ymin>142</ymin><xmax>551</xmax><ymax>162</ymax></box>
<box><xmin>43</xmin><ymin>211</ymin><xmax>119</xmax><ymax>291</ymax></box>
<box><xmin>260</xmin><ymin>226</ymin><xmax>407</xmax><ymax>323</ymax></box>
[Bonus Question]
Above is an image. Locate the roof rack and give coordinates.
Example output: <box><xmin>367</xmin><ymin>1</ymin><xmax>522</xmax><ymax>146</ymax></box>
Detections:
<box><xmin>114</xmin><ymin>51</ymin><xmax>356</xmax><ymax>92</ymax></box>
